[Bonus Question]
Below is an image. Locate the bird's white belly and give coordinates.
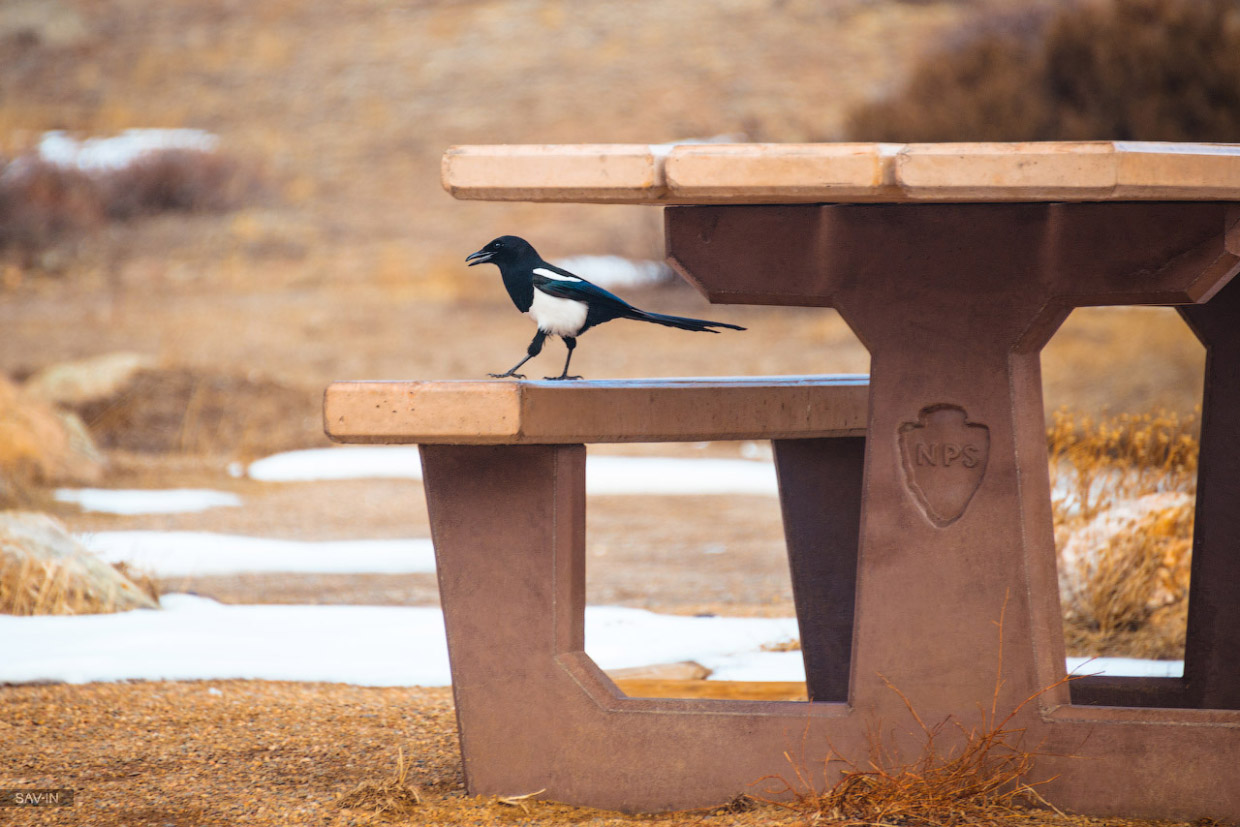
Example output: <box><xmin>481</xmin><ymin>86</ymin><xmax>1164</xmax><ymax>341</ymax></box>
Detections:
<box><xmin>528</xmin><ymin>289</ymin><xmax>588</xmax><ymax>336</ymax></box>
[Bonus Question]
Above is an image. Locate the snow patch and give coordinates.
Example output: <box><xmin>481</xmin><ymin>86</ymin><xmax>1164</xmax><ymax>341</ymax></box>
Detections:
<box><xmin>54</xmin><ymin>488</ymin><xmax>242</xmax><ymax>515</ymax></box>
<box><xmin>77</xmin><ymin>532</ymin><xmax>436</xmax><ymax>577</ymax></box>
<box><xmin>38</xmin><ymin>129</ymin><xmax>220</xmax><ymax>172</ymax></box>
<box><xmin>247</xmin><ymin>447</ymin><xmax>778</xmax><ymax>495</ymax></box>
<box><xmin>0</xmin><ymin>598</ymin><xmax>800</xmax><ymax>687</ymax></box>
<box><xmin>0</xmin><ymin>596</ymin><xmax>1183</xmax><ymax>687</ymax></box>
<box><xmin>248</xmin><ymin>447</ymin><xmax>423</xmax><ymax>482</ymax></box>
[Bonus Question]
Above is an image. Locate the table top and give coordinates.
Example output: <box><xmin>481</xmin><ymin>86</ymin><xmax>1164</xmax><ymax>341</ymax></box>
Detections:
<box><xmin>442</xmin><ymin>141</ymin><xmax>1240</xmax><ymax>204</ymax></box>
<box><xmin>324</xmin><ymin>376</ymin><xmax>868</xmax><ymax>444</ymax></box>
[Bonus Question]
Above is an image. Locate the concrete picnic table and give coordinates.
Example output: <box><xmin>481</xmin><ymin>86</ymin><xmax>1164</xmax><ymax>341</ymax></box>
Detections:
<box><xmin>331</xmin><ymin>142</ymin><xmax>1240</xmax><ymax>818</ymax></box>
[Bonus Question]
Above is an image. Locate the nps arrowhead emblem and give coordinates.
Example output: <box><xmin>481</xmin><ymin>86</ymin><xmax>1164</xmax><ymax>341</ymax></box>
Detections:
<box><xmin>898</xmin><ymin>404</ymin><xmax>990</xmax><ymax>528</ymax></box>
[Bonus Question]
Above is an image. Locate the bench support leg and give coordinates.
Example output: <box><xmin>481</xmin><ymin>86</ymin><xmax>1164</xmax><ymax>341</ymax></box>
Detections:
<box><xmin>419</xmin><ymin>443</ymin><xmax>586</xmax><ymax>794</ymax></box>
<box><xmin>1180</xmin><ymin>275</ymin><xmax>1240</xmax><ymax>709</ymax></box>
<box><xmin>773</xmin><ymin>437</ymin><xmax>865</xmax><ymax>702</ymax></box>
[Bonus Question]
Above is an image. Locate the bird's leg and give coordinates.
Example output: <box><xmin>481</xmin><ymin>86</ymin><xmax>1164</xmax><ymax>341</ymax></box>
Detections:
<box><xmin>489</xmin><ymin>330</ymin><xmax>546</xmax><ymax>379</ymax></box>
<box><xmin>546</xmin><ymin>336</ymin><xmax>582</xmax><ymax>381</ymax></box>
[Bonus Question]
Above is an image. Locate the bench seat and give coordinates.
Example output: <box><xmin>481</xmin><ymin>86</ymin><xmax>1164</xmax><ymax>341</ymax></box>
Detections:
<box><xmin>324</xmin><ymin>375</ymin><xmax>868</xmax><ymax>445</ymax></box>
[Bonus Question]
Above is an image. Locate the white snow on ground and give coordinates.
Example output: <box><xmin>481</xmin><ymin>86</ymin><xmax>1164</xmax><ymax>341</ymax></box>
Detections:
<box><xmin>247</xmin><ymin>447</ymin><xmax>779</xmax><ymax>495</ymax></box>
<box><xmin>0</xmin><ymin>596</ymin><xmax>1181</xmax><ymax>687</ymax></box>
<box><xmin>248</xmin><ymin>447</ymin><xmax>423</xmax><ymax>482</ymax></box>
<box><xmin>54</xmin><ymin>488</ymin><xmax>242</xmax><ymax>515</ymax></box>
<box><xmin>585</xmin><ymin>606</ymin><xmax>799</xmax><ymax>671</ymax></box>
<box><xmin>37</xmin><ymin>128</ymin><xmax>219</xmax><ymax>171</ymax></box>
<box><xmin>586</xmin><ymin>456</ymin><xmax>777</xmax><ymax>496</ymax></box>
<box><xmin>0</xmin><ymin>597</ymin><xmax>793</xmax><ymax>687</ymax></box>
<box><xmin>78</xmin><ymin>532</ymin><xmax>436</xmax><ymax>577</ymax></box>
<box><xmin>1067</xmin><ymin>656</ymin><xmax>1183</xmax><ymax>678</ymax></box>
<box><xmin>700</xmin><ymin>650</ymin><xmax>808</xmax><ymax>682</ymax></box>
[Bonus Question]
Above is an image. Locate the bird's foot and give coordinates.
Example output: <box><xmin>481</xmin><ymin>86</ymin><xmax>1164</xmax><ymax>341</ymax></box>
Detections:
<box><xmin>544</xmin><ymin>374</ymin><xmax>583</xmax><ymax>381</ymax></box>
<box><xmin>488</xmin><ymin>371</ymin><xmax>526</xmax><ymax>379</ymax></box>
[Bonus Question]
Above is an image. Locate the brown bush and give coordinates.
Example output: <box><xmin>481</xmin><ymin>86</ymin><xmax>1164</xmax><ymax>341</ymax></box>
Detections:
<box><xmin>0</xmin><ymin>157</ymin><xmax>106</xmax><ymax>255</ymax></box>
<box><xmin>1049</xmin><ymin>409</ymin><xmax>1198</xmax><ymax>659</ymax></box>
<box><xmin>73</xmin><ymin>367</ymin><xmax>323</xmax><ymax>458</ymax></box>
<box><xmin>847</xmin><ymin>0</ymin><xmax>1240</xmax><ymax>142</ymax></box>
<box><xmin>99</xmin><ymin>148</ymin><xmax>257</xmax><ymax>220</ymax></box>
<box><xmin>0</xmin><ymin>147</ymin><xmax>261</xmax><ymax>260</ymax></box>
<box><xmin>0</xmin><ymin>374</ymin><xmax>105</xmax><ymax>508</ymax></box>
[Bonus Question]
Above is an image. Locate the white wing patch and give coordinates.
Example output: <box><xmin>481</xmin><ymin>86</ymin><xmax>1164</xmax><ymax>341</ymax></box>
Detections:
<box><xmin>533</xmin><ymin>267</ymin><xmax>582</xmax><ymax>282</ymax></box>
<box><xmin>529</xmin><ymin>287</ymin><xmax>588</xmax><ymax>336</ymax></box>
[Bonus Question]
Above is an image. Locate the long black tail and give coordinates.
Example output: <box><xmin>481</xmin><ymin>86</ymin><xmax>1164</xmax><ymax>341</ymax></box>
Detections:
<box><xmin>626</xmin><ymin>308</ymin><xmax>745</xmax><ymax>333</ymax></box>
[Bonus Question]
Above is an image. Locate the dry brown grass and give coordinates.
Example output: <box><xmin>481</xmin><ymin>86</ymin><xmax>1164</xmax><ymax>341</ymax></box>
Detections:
<box><xmin>72</xmin><ymin>367</ymin><xmax>324</xmax><ymax>459</ymax></box>
<box><xmin>1048</xmin><ymin>408</ymin><xmax>1198</xmax><ymax>523</ymax></box>
<box><xmin>0</xmin><ymin>148</ymin><xmax>261</xmax><ymax>264</ymax></box>
<box><xmin>0</xmin><ymin>552</ymin><xmax>161</xmax><ymax>615</ymax></box>
<box><xmin>848</xmin><ymin>0</ymin><xmax>1240</xmax><ymax>142</ymax></box>
<box><xmin>1049</xmin><ymin>409</ymin><xmax>1197</xmax><ymax>659</ymax></box>
<box><xmin>760</xmin><ymin>602</ymin><xmax>1071</xmax><ymax>827</ymax></box>
<box><xmin>334</xmin><ymin>746</ymin><xmax>424</xmax><ymax>818</ymax></box>
<box><xmin>0</xmin><ymin>374</ymin><xmax>104</xmax><ymax>508</ymax></box>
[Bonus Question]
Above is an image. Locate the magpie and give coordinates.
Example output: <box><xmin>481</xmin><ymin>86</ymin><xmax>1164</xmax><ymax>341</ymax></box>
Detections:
<box><xmin>466</xmin><ymin>235</ymin><xmax>745</xmax><ymax>380</ymax></box>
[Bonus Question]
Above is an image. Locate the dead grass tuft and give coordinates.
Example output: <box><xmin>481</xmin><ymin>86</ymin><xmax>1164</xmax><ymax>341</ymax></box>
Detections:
<box><xmin>1048</xmin><ymin>407</ymin><xmax>1198</xmax><ymax>523</ymax></box>
<box><xmin>73</xmin><ymin>367</ymin><xmax>323</xmax><ymax>458</ymax></box>
<box><xmin>0</xmin><ymin>374</ymin><xmax>104</xmax><ymax>508</ymax></box>
<box><xmin>760</xmin><ymin>601</ymin><xmax>1070</xmax><ymax>827</ymax></box>
<box><xmin>1049</xmin><ymin>409</ymin><xmax>1196</xmax><ymax>659</ymax></box>
<box><xmin>335</xmin><ymin>747</ymin><xmax>423</xmax><ymax>817</ymax></box>
<box><xmin>110</xmin><ymin>560</ymin><xmax>163</xmax><ymax>605</ymax></box>
<box><xmin>0</xmin><ymin>553</ymin><xmax>161</xmax><ymax>615</ymax></box>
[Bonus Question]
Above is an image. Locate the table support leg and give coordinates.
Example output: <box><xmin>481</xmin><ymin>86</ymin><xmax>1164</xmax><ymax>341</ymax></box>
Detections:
<box><xmin>664</xmin><ymin>201</ymin><xmax>1240</xmax><ymax>819</ymax></box>
<box><xmin>773</xmin><ymin>437</ymin><xmax>865</xmax><ymax>702</ymax></box>
<box><xmin>1180</xmin><ymin>275</ymin><xmax>1240</xmax><ymax>710</ymax></box>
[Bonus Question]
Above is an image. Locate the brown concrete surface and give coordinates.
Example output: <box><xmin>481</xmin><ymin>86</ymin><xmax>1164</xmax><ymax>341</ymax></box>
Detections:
<box><xmin>383</xmin><ymin>171</ymin><xmax>1240</xmax><ymax>818</ymax></box>
<box><xmin>443</xmin><ymin>141</ymin><xmax>1240</xmax><ymax>204</ymax></box>
<box><xmin>665</xmin><ymin>201</ymin><xmax>1240</xmax><ymax>818</ymax></box>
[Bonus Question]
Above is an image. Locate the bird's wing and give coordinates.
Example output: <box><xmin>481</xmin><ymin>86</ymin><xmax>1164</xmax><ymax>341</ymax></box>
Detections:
<box><xmin>528</xmin><ymin>275</ymin><xmax>634</xmax><ymax>319</ymax></box>
<box><xmin>531</xmin><ymin>267</ymin><xmax>634</xmax><ymax>313</ymax></box>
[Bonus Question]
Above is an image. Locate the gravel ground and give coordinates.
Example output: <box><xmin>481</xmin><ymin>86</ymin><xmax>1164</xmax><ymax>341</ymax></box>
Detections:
<box><xmin>0</xmin><ymin>681</ymin><xmax>1211</xmax><ymax>827</ymax></box>
<box><xmin>0</xmin><ymin>681</ymin><xmax>811</xmax><ymax>827</ymax></box>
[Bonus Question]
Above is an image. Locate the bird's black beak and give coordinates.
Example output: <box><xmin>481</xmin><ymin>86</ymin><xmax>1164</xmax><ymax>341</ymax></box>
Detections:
<box><xmin>466</xmin><ymin>249</ymin><xmax>492</xmax><ymax>266</ymax></box>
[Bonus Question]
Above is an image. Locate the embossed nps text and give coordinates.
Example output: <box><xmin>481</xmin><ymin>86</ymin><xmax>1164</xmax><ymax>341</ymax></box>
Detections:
<box><xmin>911</xmin><ymin>441</ymin><xmax>984</xmax><ymax>469</ymax></box>
<box><xmin>898</xmin><ymin>405</ymin><xmax>990</xmax><ymax>528</ymax></box>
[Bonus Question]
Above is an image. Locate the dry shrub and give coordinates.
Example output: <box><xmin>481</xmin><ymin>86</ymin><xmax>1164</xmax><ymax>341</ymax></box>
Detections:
<box><xmin>0</xmin><ymin>553</ymin><xmax>160</xmax><ymax>615</ymax></box>
<box><xmin>848</xmin><ymin>0</ymin><xmax>1240</xmax><ymax>142</ymax></box>
<box><xmin>0</xmin><ymin>147</ymin><xmax>261</xmax><ymax>262</ymax></box>
<box><xmin>1047</xmin><ymin>408</ymin><xmax>1197</xmax><ymax>523</ymax></box>
<box><xmin>0</xmin><ymin>374</ymin><xmax>104</xmax><ymax>508</ymax></box>
<box><xmin>0</xmin><ymin>157</ymin><xmax>105</xmax><ymax>256</ymax></box>
<box><xmin>99</xmin><ymin>148</ymin><xmax>258</xmax><ymax>220</ymax></box>
<box><xmin>335</xmin><ymin>747</ymin><xmax>423</xmax><ymax>817</ymax></box>
<box><xmin>73</xmin><ymin>367</ymin><xmax>322</xmax><ymax>458</ymax></box>
<box><xmin>1049</xmin><ymin>409</ymin><xmax>1197</xmax><ymax>659</ymax></box>
<box><xmin>111</xmin><ymin>560</ymin><xmax>162</xmax><ymax>605</ymax></box>
<box><xmin>762</xmin><ymin>604</ymin><xmax>1068</xmax><ymax>827</ymax></box>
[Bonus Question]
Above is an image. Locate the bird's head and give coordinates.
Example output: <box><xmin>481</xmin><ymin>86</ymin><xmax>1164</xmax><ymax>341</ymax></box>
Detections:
<box><xmin>465</xmin><ymin>235</ymin><xmax>538</xmax><ymax>268</ymax></box>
